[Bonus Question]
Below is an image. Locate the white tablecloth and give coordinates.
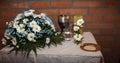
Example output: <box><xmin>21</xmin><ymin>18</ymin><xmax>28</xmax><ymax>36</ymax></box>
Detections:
<box><xmin>0</xmin><ymin>32</ymin><xmax>104</xmax><ymax>63</ymax></box>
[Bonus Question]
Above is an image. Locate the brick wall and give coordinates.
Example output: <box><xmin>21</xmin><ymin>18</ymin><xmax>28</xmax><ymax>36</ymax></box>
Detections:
<box><xmin>0</xmin><ymin>0</ymin><xmax>120</xmax><ymax>63</ymax></box>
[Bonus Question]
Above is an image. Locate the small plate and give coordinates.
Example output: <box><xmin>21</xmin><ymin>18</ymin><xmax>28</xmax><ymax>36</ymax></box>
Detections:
<box><xmin>80</xmin><ymin>43</ymin><xmax>101</xmax><ymax>52</ymax></box>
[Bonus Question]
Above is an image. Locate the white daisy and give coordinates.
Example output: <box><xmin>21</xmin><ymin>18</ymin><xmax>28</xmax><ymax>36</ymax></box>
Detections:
<box><xmin>29</xmin><ymin>21</ymin><xmax>37</xmax><ymax>27</ymax></box>
<box><xmin>40</xmin><ymin>13</ymin><xmax>46</xmax><ymax>19</ymax></box>
<box><xmin>23</xmin><ymin>18</ymin><xmax>29</xmax><ymax>24</ymax></box>
<box><xmin>11</xmin><ymin>38</ymin><xmax>17</xmax><ymax>45</ymax></box>
<box><xmin>4</xmin><ymin>32</ymin><xmax>10</xmax><ymax>39</ymax></box>
<box><xmin>22</xmin><ymin>31</ymin><xmax>28</xmax><ymax>36</ymax></box>
<box><xmin>33</xmin><ymin>14</ymin><xmax>41</xmax><ymax>18</ymax></box>
<box><xmin>14</xmin><ymin>13</ymin><xmax>23</xmax><ymax>21</ymax></box>
<box><xmin>73</xmin><ymin>26</ymin><xmax>80</xmax><ymax>31</ymax></box>
<box><xmin>24</xmin><ymin>9</ymin><xmax>35</xmax><ymax>17</ymax></box>
<box><xmin>74</xmin><ymin>34</ymin><xmax>83</xmax><ymax>41</ymax></box>
<box><xmin>46</xmin><ymin>37</ymin><xmax>50</xmax><ymax>44</ymax></box>
<box><xmin>13</xmin><ymin>21</ymin><xmax>19</xmax><ymax>28</ymax></box>
<box><xmin>45</xmin><ymin>20</ymin><xmax>50</xmax><ymax>25</ymax></box>
<box><xmin>1</xmin><ymin>38</ymin><xmax>7</xmax><ymax>45</ymax></box>
<box><xmin>17</xmin><ymin>26</ymin><xmax>25</xmax><ymax>33</ymax></box>
<box><xmin>27</xmin><ymin>33</ymin><xmax>35</xmax><ymax>42</ymax></box>
<box><xmin>51</xmin><ymin>25</ymin><xmax>55</xmax><ymax>31</ymax></box>
<box><xmin>33</xmin><ymin>25</ymin><xmax>41</xmax><ymax>32</ymax></box>
<box><xmin>19</xmin><ymin>24</ymin><xmax>25</xmax><ymax>27</ymax></box>
<box><xmin>76</xmin><ymin>18</ymin><xmax>84</xmax><ymax>26</ymax></box>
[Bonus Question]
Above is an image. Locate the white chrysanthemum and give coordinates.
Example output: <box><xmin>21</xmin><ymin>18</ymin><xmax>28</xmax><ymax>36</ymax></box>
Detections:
<box><xmin>22</xmin><ymin>31</ymin><xmax>28</xmax><ymax>36</ymax></box>
<box><xmin>51</xmin><ymin>25</ymin><xmax>56</xmax><ymax>31</ymax></box>
<box><xmin>20</xmin><ymin>24</ymin><xmax>25</xmax><ymax>27</ymax></box>
<box><xmin>33</xmin><ymin>14</ymin><xmax>41</xmax><ymax>18</ymax></box>
<box><xmin>8</xmin><ymin>21</ymin><xmax>14</xmax><ymax>27</ymax></box>
<box><xmin>24</xmin><ymin>9</ymin><xmax>35</xmax><ymax>17</ymax></box>
<box><xmin>33</xmin><ymin>25</ymin><xmax>41</xmax><ymax>32</ymax></box>
<box><xmin>76</xmin><ymin>18</ymin><xmax>84</xmax><ymax>26</ymax></box>
<box><xmin>11</xmin><ymin>38</ymin><xmax>17</xmax><ymax>45</ymax></box>
<box><xmin>73</xmin><ymin>26</ymin><xmax>80</xmax><ymax>31</ymax></box>
<box><xmin>14</xmin><ymin>13</ymin><xmax>23</xmax><ymax>21</ymax></box>
<box><xmin>27</xmin><ymin>33</ymin><xmax>36</xmax><ymax>42</ymax></box>
<box><xmin>17</xmin><ymin>26</ymin><xmax>25</xmax><ymax>33</ymax></box>
<box><xmin>4</xmin><ymin>32</ymin><xmax>10</xmax><ymax>39</ymax></box>
<box><xmin>45</xmin><ymin>20</ymin><xmax>50</xmax><ymax>25</ymax></box>
<box><xmin>29</xmin><ymin>21</ymin><xmax>37</xmax><ymax>27</ymax></box>
<box><xmin>6</xmin><ymin>22</ymin><xmax>9</xmax><ymax>25</ymax></box>
<box><xmin>23</xmin><ymin>18</ymin><xmax>29</xmax><ymax>24</ymax></box>
<box><xmin>74</xmin><ymin>34</ymin><xmax>83</xmax><ymax>41</ymax></box>
<box><xmin>13</xmin><ymin>21</ymin><xmax>19</xmax><ymax>28</ymax></box>
<box><xmin>1</xmin><ymin>38</ymin><xmax>7</xmax><ymax>45</ymax></box>
<box><xmin>40</xmin><ymin>13</ymin><xmax>46</xmax><ymax>19</ymax></box>
<box><xmin>46</xmin><ymin>37</ymin><xmax>50</xmax><ymax>44</ymax></box>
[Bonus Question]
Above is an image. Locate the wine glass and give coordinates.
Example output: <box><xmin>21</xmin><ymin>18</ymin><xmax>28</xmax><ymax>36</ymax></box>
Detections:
<box><xmin>58</xmin><ymin>15</ymin><xmax>65</xmax><ymax>34</ymax></box>
<box><xmin>58</xmin><ymin>15</ymin><xmax>72</xmax><ymax>41</ymax></box>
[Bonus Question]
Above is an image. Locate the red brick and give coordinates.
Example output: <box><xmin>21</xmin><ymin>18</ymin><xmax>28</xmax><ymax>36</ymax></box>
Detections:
<box><xmin>114</xmin><ymin>36</ymin><xmax>120</xmax><ymax>42</ymax></box>
<box><xmin>85</xmin><ymin>23</ymin><xmax>114</xmax><ymax>29</ymax></box>
<box><xmin>49</xmin><ymin>16</ymin><xmax>58</xmax><ymax>22</ymax></box>
<box><xmin>0</xmin><ymin>30</ymin><xmax>5</xmax><ymax>36</ymax></box>
<box><xmin>84</xmin><ymin>16</ymin><xmax>102</xmax><ymax>22</ymax></box>
<box><xmin>113</xmin><ymin>42</ymin><xmax>120</xmax><ymax>48</ymax></box>
<box><xmin>101</xmin><ymin>30</ymin><xmax>120</xmax><ymax>35</ymax></box>
<box><xmin>39</xmin><ymin>9</ymin><xmax>58</xmax><ymax>15</ymax></box>
<box><xmin>105</xmin><ymin>1</ymin><xmax>120</xmax><ymax>7</ymax></box>
<box><xmin>59</xmin><ymin>9</ymin><xmax>87</xmax><ymax>15</ymax></box>
<box><xmin>115</xmin><ymin>24</ymin><xmax>120</xmax><ymax>28</ymax></box>
<box><xmin>30</xmin><ymin>2</ymin><xmax>50</xmax><ymax>8</ymax></box>
<box><xmin>51</xmin><ymin>2</ymin><xmax>72</xmax><ymax>8</ymax></box>
<box><xmin>89</xmin><ymin>9</ymin><xmax>119</xmax><ymax>15</ymax></box>
<box><xmin>1</xmin><ymin>10</ymin><xmax>20</xmax><ymax>17</ymax></box>
<box><xmin>0</xmin><ymin>4</ymin><xmax>9</xmax><ymax>8</ymax></box>
<box><xmin>0</xmin><ymin>24</ymin><xmax>7</xmax><ymax>29</ymax></box>
<box><xmin>10</xmin><ymin>2</ymin><xmax>29</xmax><ymax>8</ymax></box>
<box><xmin>102</xmin><ymin>48</ymin><xmax>111</xmax><ymax>53</ymax></box>
<box><xmin>1</xmin><ymin>0</ymin><xmax>14</xmax><ymax>3</ymax></box>
<box><xmin>73</xmin><ymin>1</ymin><xmax>103</xmax><ymax>7</ymax></box>
<box><xmin>0</xmin><ymin>17</ymin><xmax>13</xmax><ymax>22</ymax></box>
<box><xmin>104</xmin><ymin>16</ymin><xmax>120</xmax><ymax>22</ymax></box>
<box><xmin>113</xmin><ymin>48</ymin><xmax>120</xmax><ymax>53</ymax></box>
<box><xmin>84</xmin><ymin>29</ymin><xmax>100</xmax><ymax>35</ymax></box>
<box><xmin>99</xmin><ymin>41</ymin><xmax>113</xmax><ymax>47</ymax></box>
<box><xmin>95</xmin><ymin>36</ymin><xmax>114</xmax><ymax>41</ymax></box>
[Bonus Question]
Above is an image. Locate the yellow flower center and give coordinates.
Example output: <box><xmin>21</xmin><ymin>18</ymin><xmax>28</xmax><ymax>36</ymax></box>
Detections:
<box><xmin>32</xmin><ymin>23</ymin><xmax>34</xmax><ymax>25</ymax></box>
<box><xmin>77</xmin><ymin>35</ymin><xmax>79</xmax><ymax>38</ymax></box>
<box><xmin>30</xmin><ymin>36</ymin><xmax>33</xmax><ymax>38</ymax></box>
<box><xmin>20</xmin><ymin>27</ymin><xmax>23</xmax><ymax>30</ymax></box>
<box><xmin>36</xmin><ymin>28</ymin><xmax>38</xmax><ymax>30</ymax></box>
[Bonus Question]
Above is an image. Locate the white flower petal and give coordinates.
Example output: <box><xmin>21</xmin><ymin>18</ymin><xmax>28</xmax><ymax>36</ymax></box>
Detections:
<box><xmin>29</xmin><ymin>21</ymin><xmax>37</xmax><ymax>27</ymax></box>
<box><xmin>74</xmin><ymin>34</ymin><xmax>83</xmax><ymax>41</ymax></box>
<box><xmin>33</xmin><ymin>25</ymin><xmax>41</xmax><ymax>32</ymax></box>
<box><xmin>40</xmin><ymin>13</ymin><xmax>46</xmax><ymax>19</ymax></box>
<box><xmin>17</xmin><ymin>26</ymin><xmax>25</xmax><ymax>33</ymax></box>
<box><xmin>1</xmin><ymin>38</ymin><xmax>7</xmax><ymax>45</ymax></box>
<box><xmin>73</xmin><ymin>26</ymin><xmax>80</xmax><ymax>31</ymax></box>
<box><xmin>27</xmin><ymin>33</ymin><xmax>35</xmax><ymax>42</ymax></box>
<box><xmin>11</xmin><ymin>38</ymin><xmax>17</xmax><ymax>45</ymax></box>
<box><xmin>24</xmin><ymin>9</ymin><xmax>35</xmax><ymax>17</ymax></box>
<box><xmin>76</xmin><ymin>18</ymin><xmax>84</xmax><ymax>26</ymax></box>
<box><xmin>13</xmin><ymin>22</ymin><xmax>19</xmax><ymax>28</ymax></box>
<box><xmin>46</xmin><ymin>37</ymin><xmax>50</xmax><ymax>44</ymax></box>
<box><xmin>23</xmin><ymin>18</ymin><xmax>29</xmax><ymax>24</ymax></box>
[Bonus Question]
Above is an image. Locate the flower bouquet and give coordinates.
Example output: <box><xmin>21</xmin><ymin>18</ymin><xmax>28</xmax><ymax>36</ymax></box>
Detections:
<box><xmin>1</xmin><ymin>9</ymin><xmax>64</xmax><ymax>57</ymax></box>
<box><xmin>73</xmin><ymin>16</ymin><xmax>84</xmax><ymax>44</ymax></box>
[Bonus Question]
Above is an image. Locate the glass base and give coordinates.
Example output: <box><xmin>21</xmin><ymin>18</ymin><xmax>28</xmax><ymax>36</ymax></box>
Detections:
<box><xmin>63</xmin><ymin>31</ymin><xmax>72</xmax><ymax>41</ymax></box>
